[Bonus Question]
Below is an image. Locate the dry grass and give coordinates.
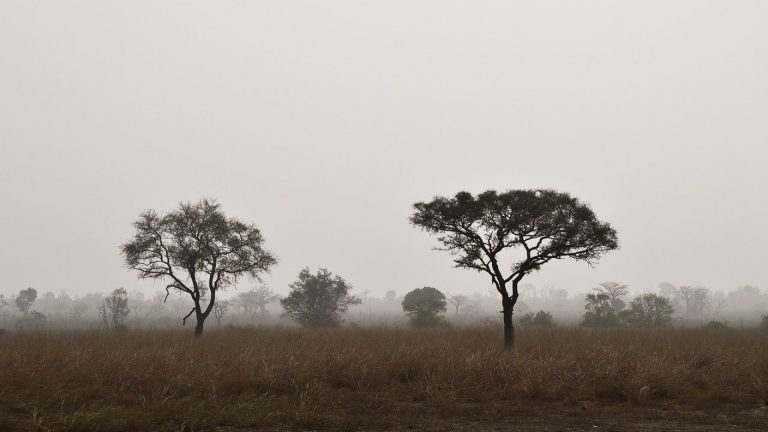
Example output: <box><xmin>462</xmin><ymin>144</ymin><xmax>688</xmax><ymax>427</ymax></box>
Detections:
<box><xmin>1</xmin><ymin>326</ymin><xmax>768</xmax><ymax>431</ymax></box>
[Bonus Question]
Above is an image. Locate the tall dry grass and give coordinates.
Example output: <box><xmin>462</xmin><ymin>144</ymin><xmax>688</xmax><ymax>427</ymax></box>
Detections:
<box><xmin>1</xmin><ymin>326</ymin><xmax>767</xmax><ymax>431</ymax></box>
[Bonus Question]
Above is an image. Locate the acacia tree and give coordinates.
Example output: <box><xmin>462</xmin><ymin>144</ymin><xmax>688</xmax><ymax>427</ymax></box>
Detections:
<box><xmin>411</xmin><ymin>189</ymin><xmax>618</xmax><ymax>348</ymax></box>
<box><xmin>281</xmin><ymin>268</ymin><xmax>360</xmax><ymax>327</ymax></box>
<box><xmin>121</xmin><ymin>199</ymin><xmax>277</xmax><ymax>336</ymax></box>
<box><xmin>236</xmin><ymin>286</ymin><xmax>280</xmax><ymax>318</ymax></box>
<box><xmin>448</xmin><ymin>294</ymin><xmax>469</xmax><ymax>315</ymax></box>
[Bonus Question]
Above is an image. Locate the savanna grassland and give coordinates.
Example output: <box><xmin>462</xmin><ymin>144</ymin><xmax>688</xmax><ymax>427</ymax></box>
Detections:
<box><xmin>1</xmin><ymin>327</ymin><xmax>768</xmax><ymax>431</ymax></box>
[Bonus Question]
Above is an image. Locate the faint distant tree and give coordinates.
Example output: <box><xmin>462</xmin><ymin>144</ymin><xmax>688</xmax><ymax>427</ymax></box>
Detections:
<box><xmin>281</xmin><ymin>268</ymin><xmax>360</xmax><ymax>327</ymax></box>
<box><xmin>676</xmin><ymin>286</ymin><xmax>710</xmax><ymax>318</ymax></box>
<box><xmin>121</xmin><ymin>199</ymin><xmax>277</xmax><ymax>337</ymax></box>
<box><xmin>411</xmin><ymin>189</ymin><xmax>618</xmax><ymax>348</ymax></box>
<box><xmin>448</xmin><ymin>294</ymin><xmax>469</xmax><ymax>315</ymax></box>
<box><xmin>213</xmin><ymin>300</ymin><xmax>229</xmax><ymax>327</ymax></box>
<box><xmin>402</xmin><ymin>287</ymin><xmax>447</xmax><ymax>327</ymax></box>
<box><xmin>71</xmin><ymin>301</ymin><xmax>88</xmax><ymax>321</ymax></box>
<box><xmin>620</xmin><ymin>294</ymin><xmax>674</xmax><ymax>327</ymax></box>
<box><xmin>237</xmin><ymin>286</ymin><xmax>280</xmax><ymax>317</ymax></box>
<box><xmin>582</xmin><ymin>293</ymin><xmax>619</xmax><ymax>327</ymax></box>
<box><xmin>384</xmin><ymin>290</ymin><xmax>397</xmax><ymax>302</ymax></box>
<box><xmin>519</xmin><ymin>284</ymin><xmax>538</xmax><ymax>299</ymax></box>
<box><xmin>658</xmin><ymin>282</ymin><xmax>677</xmax><ymax>298</ymax></box>
<box><xmin>593</xmin><ymin>282</ymin><xmax>629</xmax><ymax>312</ymax></box>
<box><xmin>712</xmin><ymin>291</ymin><xmax>727</xmax><ymax>317</ymax></box>
<box><xmin>30</xmin><ymin>310</ymin><xmax>47</xmax><ymax>328</ymax></box>
<box><xmin>102</xmin><ymin>288</ymin><xmax>130</xmax><ymax>328</ymax></box>
<box><xmin>760</xmin><ymin>315</ymin><xmax>768</xmax><ymax>330</ymax></box>
<box><xmin>15</xmin><ymin>287</ymin><xmax>37</xmax><ymax>316</ymax></box>
<box><xmin>519</xmin><ymin>310</ymin><xmax>554</xmax><ymax>327</ymax></box>
<box><xmin>0</xmin><ymin>294</ymin><xmax>8</xmax><ymax>327</ymax></box>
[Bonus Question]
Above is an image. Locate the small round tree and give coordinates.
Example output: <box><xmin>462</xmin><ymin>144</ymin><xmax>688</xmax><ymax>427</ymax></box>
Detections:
<box><xmin>281</xmin><ymin>268</ymin><xmax>361</xmax><ymax>327</ymax></box>
<box><xmin>402</xmin><ymin>287</ymin><xmax>447</xmax><ymax>327</ymax></box>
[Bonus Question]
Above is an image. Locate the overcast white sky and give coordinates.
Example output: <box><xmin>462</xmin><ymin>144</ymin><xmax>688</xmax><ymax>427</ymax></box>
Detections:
<box><xmin>1</xmin><ymin>1</ymin><xmax>766</xmax><ymax>299</ymax></box>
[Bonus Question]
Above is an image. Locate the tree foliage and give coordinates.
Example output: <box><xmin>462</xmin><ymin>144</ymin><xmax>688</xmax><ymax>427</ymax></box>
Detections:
<box><xmin>100</xmin><ymin>287</ymin><xmax>130</xmax><ymax>329</ymax></box>
<box><xmin>281</xmin><ymin>268</ymin><xmax>360</xmax><ymax>327</ymax></box>
<box><xmin>593</xmin><ymin>282</ymin><xmax>629</xmax><ymax>312</ymax></box>
<box><xmin>121</xmin><ymin>199</ymin><xmax>277</xmax><ymax>336</ymax></box>
<box><xmin>411</xmin><ymin>189</ymin><xmax>618</xmax><ymax>346</ymax></box>
<box><xmin>15</xmin><ymin>287</ymin><xmax>37</xmax><ymax>316</ymax></box>
<box><xmin>582</xmin><ymin>293</ymin><xmax>620</xmax><ymax>327</ymax></box>
<box><xmin>402</xmin><ymin>287</ymin><xmax>447</xmax><ymax>327</ymax></box>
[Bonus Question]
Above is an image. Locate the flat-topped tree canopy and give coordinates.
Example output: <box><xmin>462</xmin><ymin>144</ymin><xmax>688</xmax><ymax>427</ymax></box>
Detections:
<box><xmin>411</xmin><ymin>189</ymin><xmax>619</xmax><ymax>347</ymax></box>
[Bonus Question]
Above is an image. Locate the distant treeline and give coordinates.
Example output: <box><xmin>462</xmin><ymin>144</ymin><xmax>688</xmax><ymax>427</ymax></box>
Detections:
<box><xmin>2</xmin><ymin>281</ymin><xmax>766</xmax><ymax>332</ymax></box>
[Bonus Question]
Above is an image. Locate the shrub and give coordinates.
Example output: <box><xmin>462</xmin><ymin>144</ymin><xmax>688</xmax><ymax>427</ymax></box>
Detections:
<box><xmin>402</xmin><ymin>287</ymin><xmax>447</xmax><ymax>328</ymax></box>
<box><xmin>519</xmin><ymin>310</ymin><xmax>554</xmax><ymax>327</ymax></box>
<box><xmin>705</xmin><ymin>321</ymin><xmax>728</xmax><ymax>330</ymax></box>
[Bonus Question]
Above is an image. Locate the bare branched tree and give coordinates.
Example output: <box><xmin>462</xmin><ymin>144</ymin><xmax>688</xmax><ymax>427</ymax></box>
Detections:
<box><xmin>213</xmin><ymin>300</ymin><xmax>229</xmax><ymax>327</ymax></box>
<box><xmin>102</xmin><ymin>287</ymin><xmax>130</xmax><ymax>329</ymax></box>
<box><xmin>121</xmin><ymin>199</ymin><xmax>277</xmax><ymax>336</ymax></box>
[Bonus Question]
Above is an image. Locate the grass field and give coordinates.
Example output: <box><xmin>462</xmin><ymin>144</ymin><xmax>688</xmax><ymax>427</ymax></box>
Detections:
<box><xmin>1</xmin><ymin>326</ymin><xmax>768</xmax><ymax>431</ymax></box>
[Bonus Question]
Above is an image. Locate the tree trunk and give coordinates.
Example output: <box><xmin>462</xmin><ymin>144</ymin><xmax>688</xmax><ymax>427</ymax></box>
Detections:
<box><xmin>194</xmin><ymin>314</ymin><xmax>205</xmax><ymax>337</ymax></box>
<box><xmin>502</xmin><ymin>296</ymin><xmax>514</xmax><ymax>349</ymax></box>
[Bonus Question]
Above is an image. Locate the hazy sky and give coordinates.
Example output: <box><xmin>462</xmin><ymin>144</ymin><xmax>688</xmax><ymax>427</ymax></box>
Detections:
<box><xmin>1</xmin><ymin>1</ymin><xmax>766</xmax><ymax>300</ymax></box>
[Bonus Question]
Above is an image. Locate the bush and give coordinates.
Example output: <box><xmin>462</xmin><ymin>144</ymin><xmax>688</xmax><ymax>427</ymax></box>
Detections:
<box><xmin>519</xmin><ymin>310</ymin><xmax>554</xmax><ymax>327</ymax></box>
<box><xmin>705</xmin><ymin>321</ymin><xmax>728</xmax><ymax>330</ymax></box>
<box><xmin>402</xmin><ymin>287</ymin><xmax>447</xmax><ymax>328</ymax></box>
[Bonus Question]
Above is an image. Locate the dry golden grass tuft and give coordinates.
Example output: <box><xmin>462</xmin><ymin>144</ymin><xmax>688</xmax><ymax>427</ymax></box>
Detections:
<box><xmin>1</xmin><ymin>326</ymin><xmax>767</xmax><ymax>431</ymax></box>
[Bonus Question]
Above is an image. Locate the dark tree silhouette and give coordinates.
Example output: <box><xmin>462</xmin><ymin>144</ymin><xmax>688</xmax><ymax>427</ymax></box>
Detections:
<box><xmin>593</xmin><ymin>281</ymin><xmax>629</xmax><ymax>312</ymax></box>
<box><xmin>281</xmin><ymin>268</ymin><xmax>360</xmax><ymax>327</ymax></box>
<box><xmin>121</xmin><ymin>199</ymin><xmax>277</xmax><ymax>336</ymax></box>
<box><xmin>411</xmin><ymin>189</ymin><xmax>618</xmax><ymax>348</ymax></box>
<box><xmin>582</xmin><ymin>293</ymin><xmax>620</xmax><ymax>327</ymax></box>
<box><xmin>15</xmin><ymin>287</ymin><xmax>37</xmax><ymax>316</ymax></box>
<box><xmin>402</xmin><ymin>287</ymin><xmax>447</xmax><ymax>327</ymax></box>
<box><xmin>99</xmin><ymin>287</ymin><xmax>130</xmax><ymax>329</ymax></box>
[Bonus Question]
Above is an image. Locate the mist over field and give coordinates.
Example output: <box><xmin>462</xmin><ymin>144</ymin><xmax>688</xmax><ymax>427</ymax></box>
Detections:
<box><xmin>1</xmin><ymin>1</ymin><xmax>768</xmax><ymax>431</ymax></box>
